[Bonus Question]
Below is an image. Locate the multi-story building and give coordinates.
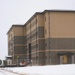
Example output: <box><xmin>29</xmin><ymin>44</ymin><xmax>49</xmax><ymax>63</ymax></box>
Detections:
<box><xmin>7</xmin><ymin>25</ymin><xmax>26</xmax><ymax>64</ymax></box>
<box><xmin>7</xmin><ymin>10</ymin><xmax>75</xmax><ymax>65</ymax></box>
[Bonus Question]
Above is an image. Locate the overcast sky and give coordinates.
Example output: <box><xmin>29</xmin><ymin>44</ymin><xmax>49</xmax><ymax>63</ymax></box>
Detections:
<box><xmin>0</xmin><ymin>0</ymin><xmax>75</xmax><ymax>60</ymax></box>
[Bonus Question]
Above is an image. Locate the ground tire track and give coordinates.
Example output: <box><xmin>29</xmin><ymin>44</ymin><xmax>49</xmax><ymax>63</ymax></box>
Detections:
<box><xmin>0</xmin><ymin>69</ymin><xmax>27</xmax><ymax>75</ymax></box>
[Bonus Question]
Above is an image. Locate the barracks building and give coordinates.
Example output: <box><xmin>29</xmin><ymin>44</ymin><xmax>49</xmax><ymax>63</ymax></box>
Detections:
<box><xmin>7</xmin><ymin>10</ymin><xmax>75</xmax><ymax>65</ymax></box>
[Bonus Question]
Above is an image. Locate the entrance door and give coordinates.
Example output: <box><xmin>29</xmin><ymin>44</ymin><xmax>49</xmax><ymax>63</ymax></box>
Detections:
<box><xmin>63</xmin><ymin>55</ymin><xmax>68</xmax><ymax>64</ymax></box>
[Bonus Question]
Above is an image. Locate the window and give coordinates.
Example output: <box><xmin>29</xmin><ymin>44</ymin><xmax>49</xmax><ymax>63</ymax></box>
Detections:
<box><xmin>60</xmin><ymin>55</ymin><xmax>67</xmax><ymax>64</ymax></box>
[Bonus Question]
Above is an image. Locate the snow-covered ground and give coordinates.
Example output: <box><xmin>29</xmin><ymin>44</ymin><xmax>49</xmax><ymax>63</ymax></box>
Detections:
<box><xmin>0</xmin><ymin>69</ymin><xmax>18</xmax><ymax>75</ymax></box>
<box><xmin>0</xmin><ymin>64</ymin><xmax>75</xmax><ymax>75</ymax></box>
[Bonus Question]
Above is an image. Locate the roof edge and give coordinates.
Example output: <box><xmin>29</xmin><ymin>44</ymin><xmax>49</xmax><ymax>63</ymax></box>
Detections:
<box><xmin>43</xmin><ymin>9</ymin><xmax>75</xmax><ymax>13</ymax></box>
<box><xmin>7</xmin><ymin>24</ymin><xmax>24</xmax><ymax>34</ymax></box>
<box><xmin>24</xmin><ymin>9</ymin><xmax>75</xmax><ymax>26</ymax></box>
<box><xmin>7</xmin><ymin>9</ymin><xmax>75</xmax><ymax>34</ymax></box>
<box><xmin>24</xmin><ymin>12</ymin><xmax>43</xmax><ymax>26</ymax></box>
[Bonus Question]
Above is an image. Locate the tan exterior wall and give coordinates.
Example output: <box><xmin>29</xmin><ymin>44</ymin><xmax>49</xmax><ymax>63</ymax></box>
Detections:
<box><xmin>24</xmin><ymin>26</ymin><xmax>26</xmax><ymax>36</ymax></box>
<box><xmin>31</xmin><ymin>17</ymin><xmax>37</xmax><ymax>31</ymax></box>
<box><xmin>26</xmin><ymin>23</ymin><xmax>30</xmax><ymax>33</ymax></box>
<box><xmin>13</xmin><ymin>26</ymin><xmax>24</xmax><ymax>36</ymax></box>
<box><xmin>50</xmin><ymin>12</ymin><xmax>75</xmax><ymax>38</ymax></box>
<box><xmin>7</xmin><ymin>10</ymin><xmax>75</xmax><ymax>65</ymax></box>
<box><xmin>8</xmin><ymin>28</ymin><xmax>14</xmax><ymax>41</ymax></box>
<box><xmin>37</xmin><ymin>14</ymin><xmax>44</xmax><ymax>27</ymax></box>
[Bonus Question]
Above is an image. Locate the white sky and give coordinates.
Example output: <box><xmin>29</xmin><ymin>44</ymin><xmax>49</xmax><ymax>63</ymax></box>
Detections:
<box><xmin>0</xmin><ymin>0</ymin><xmax>75</xmax><ymax>60</ymax></box>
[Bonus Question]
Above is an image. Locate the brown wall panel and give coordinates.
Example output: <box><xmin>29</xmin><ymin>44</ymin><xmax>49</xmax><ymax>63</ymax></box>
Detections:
<box><xmin>46</xmin><ymin>38</ymin><xmax>75</xmax><ymax>49</ymax></box>
<box><xmin>38</xmin><ymin>39</ymin><xmax>45</xmax><ymax>50</ymax></box>
<box><xmin>14</xmin><ymin>36</ymin><xmax>25</xmax><ymax>44</ymax></box>
<box><xmin>37</xmin><ymin>27</ymin><xmax>44</xmax><ymax>38</ymax></box>
<box><xmin>14</xmin><ymin>46</ymin><xmax>26</xmax><ymax>54</ymax></box>
<box><xmin>37</xmin><ymin>14</ymin><xmax>44</xmax><ymax>27</ymax></box>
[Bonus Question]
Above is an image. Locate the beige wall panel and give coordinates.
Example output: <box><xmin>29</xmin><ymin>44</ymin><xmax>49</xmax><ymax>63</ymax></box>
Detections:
<box><xmin>37</xmin><ymin>14</ymin><xmax>44</xmax><ymax>27</ymax></box>
<box><xmin>24</xmin><ymin>26</ymin><xmax>26</xmax><ymax>36</ymax></box>
<box><xmin>31</xmin><ymin>25</ymin><xmax>36</xmax><ymax>32</ymax></box>
<box><xmin>31</xmin><ymin>39</ymin><xmax>38</xmax><ymax>43</ymax></box>
<box><xmin>13</xmin><ymin>27</ymin><xmax>24</xmax><ymax>36</ymax></box>
<box><xmin>31</xmin><ymin>17</ymin><xmax>36</xmax><ymax>26</ymax></box>
<box><xmin>26</xmin><ymin>23</ymin><xmax>30</xmax><ymax>35</ymax></box>
<box><xmin>31</xmin><ymin>41</ymin><xmax>36</xmax><ymax>46</ymax></box>
<box><xmin>26</xmin><ymin>30</ymin><xmax>30</xmax><ymax>35</ymax></box>
<box><xmin>50</xmin><ymin>12</ymin><xmax>75</xmax><ymax>38</ymax></box>
<box><xmin>31</xmin><ymin>17</ymin><xmax>36</xmax><ymax>31</ymax></box>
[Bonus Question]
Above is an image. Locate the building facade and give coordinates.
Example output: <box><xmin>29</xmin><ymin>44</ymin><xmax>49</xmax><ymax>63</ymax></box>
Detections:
<box><xmin>7</xmin><ymin>10</ymin><xmax>75</xmax><ymax>65</ymax></box>
<box><xmin>7</xmin><ymin>25</ymin><xmax>26</xmax><ymax>64</ymax></box>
